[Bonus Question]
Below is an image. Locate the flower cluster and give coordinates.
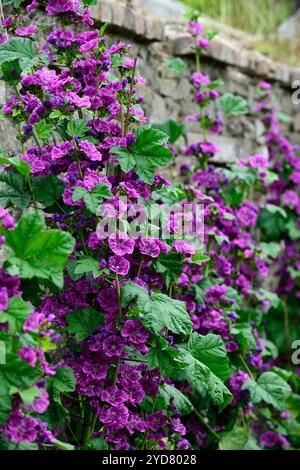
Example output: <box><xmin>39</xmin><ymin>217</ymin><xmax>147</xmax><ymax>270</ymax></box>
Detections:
<box><xmin>0</xmin><ymin>1</ymin><xmax>299</xmax><ymax>452</ymax></box>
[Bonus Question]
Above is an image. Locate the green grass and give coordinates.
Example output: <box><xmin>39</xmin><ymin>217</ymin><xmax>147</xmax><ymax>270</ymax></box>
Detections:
<box><xmin>182</xmin><ymin>0</ymin><xmax>294</xmax><ymax>36</ymax></box>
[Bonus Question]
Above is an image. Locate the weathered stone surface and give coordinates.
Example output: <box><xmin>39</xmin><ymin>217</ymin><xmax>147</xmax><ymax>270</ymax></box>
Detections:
<box><xmin>2</xmin><ymin>0</ymin><xmax>300</xmax><ymax>170</ymax></box>
<box><xmin>278</xmin><ymin>10</ymin><xmax>300</xmax><ymax>40</ymax></box>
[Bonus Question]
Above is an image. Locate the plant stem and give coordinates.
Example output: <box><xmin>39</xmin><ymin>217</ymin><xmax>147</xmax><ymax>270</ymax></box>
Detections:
<box><xmin>239</xmin><ymin>354</ymin><xmax>254</xmax><ymax>380</ymax></box>
<box><xmin>124</xmin><ymin>58</ymin><xmax>137</xmax><ymax>136</ymax></box>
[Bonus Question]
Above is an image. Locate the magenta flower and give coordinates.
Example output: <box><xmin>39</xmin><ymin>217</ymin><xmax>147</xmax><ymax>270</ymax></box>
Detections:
<box><xmin>109</xmin><ymin>231</ymin><xmax>135</xmax><ymax>256</ymax></box>
<box><xmin>109</xmin><ymin>255</ymin><xmax>130</xmax><ymax>276</ymax></box>
<box><xmin>282</xmin><ymin>190</ymin><xmax>300</xmax><ymax>207</ymax></box>
<box><xmin>15</xmin><ymin>26</ymin><xmax>38</xmax><ymax>37</ymax></box>
<box><xmin>80</xmin><ymin>39</ymin><xmax>99</xmax><ymax>54</ymax></box>
<box><xmin>17</xmin><ymin>347</ymin><xmax>37</xmax><ymax>367</ymax></box>
<box><xmin>139</xmin><ymin>238</ymin><xmax>161</xmax><ymax>258</ymax></box>
<box><xmin>250</xmin><ymin>154</ymin><xmax>269</xmax><ymax>169</ymax></box>
<box><xmin>236</xmin><ymin>205</ymin><xmax>257</xmax><ymax>227</ymax></box>
<box><xmin>0</xmin><ymin>287</ymin><xmax>9</xmax><ymax>311</ymax></box>
<box><xmin>192</xmin><ymin>72</ymin><xmax>211</xmax><ymax>87</ymax></box>
<box><xmin>23</xmin><ymin>311</ymin><xmax>45</xmax><ymax>333</ymax></box>
<box><xmin>79</xmin><ymin>140</ymin><xmax>102</xmax><ymax>161</ymax></box>
<box><xmin>25</xmin><ymin>388</ymin><xmax>49</xmax><ymax>414</ymax></box>
<box><xmin>172</xmin><ymin>240</ymin><xmax>195</xmax><ymax>255</ymax></box>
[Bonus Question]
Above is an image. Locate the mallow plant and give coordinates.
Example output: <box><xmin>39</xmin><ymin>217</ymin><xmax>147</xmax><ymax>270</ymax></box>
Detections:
<box><xmin>0</xmin><ymin>1</ymin><xmax>299</xmax><ymax>451</ymax></box>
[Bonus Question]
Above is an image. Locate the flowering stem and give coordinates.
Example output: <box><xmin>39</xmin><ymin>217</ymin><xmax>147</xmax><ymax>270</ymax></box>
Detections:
<box><xmin>137</xmin><ymin>255</ymin><xmax>144</xmax><ymax>277</ymax></box>
<box><xmin>191</xmin><ymin>405</ymin><xmax>220</xmax><ymax>440</ymax></box>
<box><xmin>195</xmin><ymin>48</ymin><xmax>201</xmax><ymax>73</ymax></box>
<box><xmin>124</xmin><ymin>58</ymin><xmax>137</xmax><ymax>136</ymax></box>
<box><xmin>32</xmin><ymin>130</ymin><xmax>42</xmax><ymax>152</ymax></box>
<box><xmin>69</xmin><ymin>114</ymin><xmax>83</xmax><ymax>179</ymax></box>
<box><xmin>239</xmin><ymin>354</ymin><xmax>254</xmax><ymax>380</ymax></box>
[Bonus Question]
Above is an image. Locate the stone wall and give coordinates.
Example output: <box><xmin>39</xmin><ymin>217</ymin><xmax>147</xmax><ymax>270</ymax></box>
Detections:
<box><xmin>2</xmin><ymin>0</ymin><xmax>300</xmax><ymax>168</ymax></box>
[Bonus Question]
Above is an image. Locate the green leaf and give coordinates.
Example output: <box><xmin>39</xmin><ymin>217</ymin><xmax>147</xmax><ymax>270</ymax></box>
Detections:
<box><xmin>0</xmin><ymin>296</ymin><xmax>33</xmax><ymax>334</ymax></box>
<box><xmin>286</xmin><ymin>219</ymin><xmax>300</xmax><ymax>241</ymax></box>
<box><xmin>154</xmin><ymin>252</ymin><xmax>183</xmax><ymax>287</ymax></box>
<box><xmin>265</xmin><ymin>204</ymin><xmax>287</xmax><ymax>219</ymax></box>
<box><xmin>257</xmin><ymin>289</ymin><xmax>281</xmax><ymax>309</ymax></box>
<box><xmin>147</xmin><ymin>347</ymin><xmax>184</xmax><ymax>378</ymax></box>
<box><xmin>19</xmin><ymin>387</ymin><xmax>42</xmax><ymax>406</ymax></box>
<box><xmin>67</xmin><ymin>118</ymin><xmax>89</xmax><ymax>138</ymax></box>
<box><xmin>152</xmin><ymin>119</ymin><xmax>185</xmax><ymax>144</ymax></box>
<box><xmin>113</xmin><ymin>126</ymin><xmax>173</xmax><ymax>184</ymax></box>
<box><xmin>0</xmin><ymin>381</ymin><xmax>11</xmax><ymax>425</ymax></box>
<box><xmin>0</xmin><ymin>38</ymin><xmax>35</xmax><ymax>69</ymax></box>
<box><xmin>89</xmin><ymin>438</ymin><xmax>108</xmax><ymax>450</ymax></box>
<box><xmin>66</xmin><ymin>308</ymin><xmax>104</xmax><ymax>341</ymax></box>
<box><xmin>243</xmin><ymin>372</ymin><xmax>291</xmax><ymax>411</ymax></box>
<box><xmin>0</xmin><ymin>172</ymin><xmax>31</xmax><ymax>209</ymax></box>
<box><xmin>1</xmin><ymin>59</ymin><xmax>22</xmax><ymax>83</ymax></box>
<box><xmin>74</xmin><ymin>256</ymin><xmax>102</xmax><ymax>278</ymax></box>
<box><xmin>191</xmin><ymin>252</ymin><xmax>210</xmax><ymax>265</ymax></box>
<box><xmin>179</xmin><ymin>349</ymin><xmax>232</xmax><ymax>410</ymax></box>
<box><xmin>219</xmin><ymin>427</ymin><xmax>249</xmax><ymax>450</ymax></box>
<box><xmin>188</xmin><ymin>332</ymin><xmax>230</xmax><ymax>381</ymax></box>
<box><xmin>165</xmin><ymin>57</ymin><xmax>187</xmax><ymax>74</ymax></box>
<box><xmin>4</xmin><ymin>211</ymin><xmax>75</xmax><ymax>287</ymax></box>
<box><xmin>144</xmin><ymin>293</ymin><xmax>192</xmax><ymax>336</ymax></box>
<box><xmin>122</xmin><ymin>282</ymin><xmax>192</xmax><ymax>336</ymax></box>
<box><xmin>32</xmin><ymin>175</ymin><xmax>65</xmax><ymax>207</ymax></box>
<box><xmin>73</xmin><ymin>183</ymin><xmax>112</xmax><ymax>214</ymax></box>
<box><xmin>0</xmin><ymin>155</ymin><xmax>30</xmax><ymax>177</ymax></box>
<box><xmin>257</xmin><ymin>209</ymin><xmax>286</xmax><ymax>241</ymax></box>
<box><xmin>3</xmin><ymin>0</ymin><xmax>23</xmax><ymax>6</ymax></box>
<box><xmin>220</xmin><ymin>93</ymin><xmax>249</xmax><ymax>115</ymax></box>
<box><xmin>259</xmin><ymin>242</ymin><xmax>282</xmax><ymax>259</ymax></box>
<box><xmin>82</xmin><ymin>0</ymin><xmax>98</xmax><ymax>5</ymax></box>
<box><xmin>50</xmin><ymin>366</ymin><xmax>76</xmax><ymax>395</ymax></box>
<box><xmin>160</xmin><ymin>383</ymin><xmax>193</xmax><ymax>415</ymax></box>
<box><xmin>35</xmin><ymin>120</ymin><xmax>55</xmax><ymax>143</ymax></box>
<box><xmin>53</xmin><ymin>439</ymin><xmax>75</xmax><ymax>451</ymax></box>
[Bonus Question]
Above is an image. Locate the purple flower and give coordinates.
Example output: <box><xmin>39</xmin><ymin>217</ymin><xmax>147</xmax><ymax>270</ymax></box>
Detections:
<box><xmin>23</xmin><ymin>311</ymin><xmax>45</xmax><ymax>333</ymax></box>
<box><xmin>25</xmin><ymin>388</ymin><xmax>49</xmax><ymax>413</ymax></box>
<box><xmin>171</xmin><ymin>418</ymin><xmax>186</xmax><ymax>435</ymax></box>
<box><xmin>177</xmin><ymin>439</ymin><xmax>190</xmax><ymax>449</ymax></box>
<box><xmin>236</xmin><ymin>205</ymin><xmax>257</xmax><ymax>227</ymax></box>
<box><xmin>192</xmin><ymin>72</ymin><xmax>211</xmax><ymax>87</ymax></box>
<box><xmin>109</xmin><ymin>256</ymin><xmax>130</xmax><ymax>276</ymax></box>
<box><xmin>121</xmin><ymin>319</ymin><xmax>148</xmax><ymax>345</ymax></box>
<box><xmin>109</xmin><ymin>231</ymin><xmax>135</xmax><ymax>256</ymax></box>
<box><xmin>197</xmin><ymin>38</ymin><xmax>210</xmax><ymax>48</ymax></box>
<box><xmin>17</xmin><ymin>347</ymin><xmax>37</xmax><ymax>367</ymax></box>
<box><xmin>139</xmin><ymin>238</ymin><xmax>161</xmax><ymax>258</ymax></box>
<box><xmin>250</xmin><ymin>154</ymin><xmax>269</xmax><ymax>169</ymax></box>
<box><xmin>98</xmin><ymin>404</ymin><xmax>129</xmax><ymax>430</ymax></box>
<box><xmin>226</xmin><ymin>341</ymin><xmax>239</xmax><ymax>353</ymax></box>
<box><xmin>80</xmin><ymin>39</ymin><xmax>99</xmax><ymax>54</ymax></box>
<box><xmin>172</xmin><ymin>240</ymin><xmax>195</xmax><ymax>255</ymax></box>
<box><xmin>282</xmin><ymin>190</ymin><xmax>299</xmax><ymax>207</ymax></box>
<box><xmin>101</xmin><ymin>386</ymin><xmax>128</xmax><ymax>406</ymax></box>
<box><xmin>79</xmin><ymin>140</ymin><xmax>102</xmax><ymax>161</ymax></box>
<box><xmin>15</xmin><ymin>26</ymin><xmax>38</xmax><ymax>37</ymax></box>
<box><xmin>146</xmin><ymin>411</ymin><xmax>167</xmax><ymax>431</ymax></box>
<box><xmin>0</xmin><ymin>287</ymin><xmax>9</xmax><ymax>311</ymax></box>
<box><xmin>103</xmin><ymin>336</ymin><xmax>125</xmax><ymax>358</ymax></box>
<box><xmin>260</xmin><ymin>431</ymin><xmax>289</xmax><ymax>448</ymax></box>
